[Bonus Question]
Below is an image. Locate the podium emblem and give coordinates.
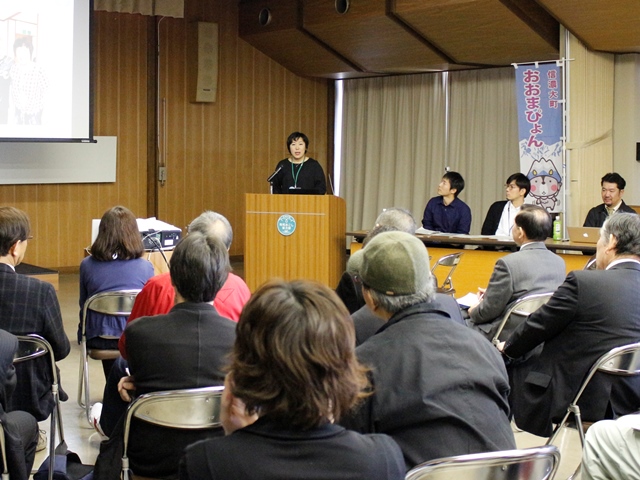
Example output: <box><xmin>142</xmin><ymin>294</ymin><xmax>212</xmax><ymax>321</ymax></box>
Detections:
<box><xmin>277</xmin><ymin>214</ymin><xmax>296</xmax><ymax>236</ymax></box>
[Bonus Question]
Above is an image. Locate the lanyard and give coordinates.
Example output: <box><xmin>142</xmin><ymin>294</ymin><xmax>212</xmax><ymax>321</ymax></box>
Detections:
<box><xmin>291</xmin><ymin>160</ymin><xmax>305</xmax><ymax>188</ymax></box>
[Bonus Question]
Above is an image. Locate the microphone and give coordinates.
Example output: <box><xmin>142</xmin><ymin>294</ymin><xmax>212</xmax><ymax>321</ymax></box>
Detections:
<box><xmin>267</xmin><ymin>165</ymin><xmax>282</xmax><ymax>183</ymax></box>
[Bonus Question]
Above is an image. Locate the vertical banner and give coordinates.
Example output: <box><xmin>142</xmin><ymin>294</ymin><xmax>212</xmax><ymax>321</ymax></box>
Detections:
<box><xmin>516</xmin><ymin>64</ymin><xmax>563</xmax><ymax>213</ymax></box>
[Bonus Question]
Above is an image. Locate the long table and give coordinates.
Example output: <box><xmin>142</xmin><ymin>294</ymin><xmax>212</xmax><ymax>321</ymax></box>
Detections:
<box><xmin>347</xmin><ymin>231</ymin><xmax>594</xmax><ymax>297</ymax></box>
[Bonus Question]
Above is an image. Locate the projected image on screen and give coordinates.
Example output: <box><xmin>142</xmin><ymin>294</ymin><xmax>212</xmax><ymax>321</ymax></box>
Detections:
<box><xmin>0</xmin><ymin>0</ymin><xmax>91</xmax><ymax>141</ymax></box>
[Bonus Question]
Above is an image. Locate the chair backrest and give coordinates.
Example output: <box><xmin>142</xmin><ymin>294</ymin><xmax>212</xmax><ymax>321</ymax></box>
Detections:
<box><xmin>583</xmin><ymin>255</ymin><xmax>597</xmax><ymax>270</ymax></box>
<box><xmin>80</xmin><ymin>289</ymin><xmax>140</xmax><ymax>337</ymax></box>
<box><xmin>430</xmin><ymin>252</ymin><xmax>462</xmax><ymax>293</ymax></box>
<box><xmin>547</xmin><ymin>341</ymin><xmax>640</xmax><ymax>447</ymax></box>
<box><xmin>491</xmin><ymin>292</ymin><xmax>554</xmax><ymax>346</ymax></box>
<box><xmin>0</xmin><ymin>421</ymin><xmax>8</xmax><ymax>480</ymax></box>
<box><xmin>14</xmin><ymin>335</ymin><xmax>63</xmax><ymax>480</ymax></box>
<box><xmin>121</xmin><ymin>386</ymin><xmax>224</xmax><ymax>480</ymax></box>
<box><xmin>404</xmin><ymin>445</ymin><xmax>560</xmax><ymax>480</ymax></box>
<box><xmin>571</xmin><ymin>341</ymin><xmax>640</xmax><ymax>405</ymax></box>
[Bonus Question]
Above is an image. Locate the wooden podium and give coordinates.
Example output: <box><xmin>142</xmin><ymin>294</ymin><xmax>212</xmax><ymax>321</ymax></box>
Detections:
<box><xmin>245</xmin><ymin>193</ymin><xmax>346</xmax><ymax>292</ymax></box>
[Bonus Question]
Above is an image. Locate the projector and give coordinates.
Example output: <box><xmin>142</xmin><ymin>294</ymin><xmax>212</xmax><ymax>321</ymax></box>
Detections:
<box><xmin>91</xmin><ymin>217</ymin><xmax>182</xmax><ymax>251</ymax></box>
<box><xmin>136</xmin><ymin>218</ymin><xmax>182</xmax><ymax>250</ymax></box>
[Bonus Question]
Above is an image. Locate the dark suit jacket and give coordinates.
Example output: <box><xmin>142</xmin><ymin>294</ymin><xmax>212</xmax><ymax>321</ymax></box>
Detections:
<box><xmin>481</xmin><ymin>200</ymin><xmax>508</xmax><ymax>235</ymax></box>
<box><xmin>351</xmin><ymin>293</ymin><xmax>465</xmax><ymax>346</ymax></box>
<box><xmin>583</xmin><ymin>201</ymin><xmax>637</xmax><ymax>227</ymax></box>
<box><xmin>504</xmin><ymin>261</ymin><xmax>640</xmax><ymax>437</ymax></box>
<box><xmin>0</xmin><ymin>263</ymin><xmax>70</xmax><ymax>421</ymax></box>
<box><xmin>180</xmin><ymin>417</ymin><xmax>405</xmax><ymax>480</ymax></box>
<box><xmin>125</xmin><ymin>301</ymin><xmax>236</xmax><ymax>478</ymax></box>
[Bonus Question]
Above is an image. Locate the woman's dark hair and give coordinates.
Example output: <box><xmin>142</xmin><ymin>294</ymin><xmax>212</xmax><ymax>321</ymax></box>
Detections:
<box><xmin>90</xmin><ymin>206</ymin><xmax>144</xmax><ymax>261</ymax></box>
<box><xmin>287</xmin><ymin>131</ymin><xmax>309</xmax><ymax>153</ymax></box>
<box><xmin>231</xmin><ymin>280</ymin><xmax>369</xmax><ymax>430</ymax></box>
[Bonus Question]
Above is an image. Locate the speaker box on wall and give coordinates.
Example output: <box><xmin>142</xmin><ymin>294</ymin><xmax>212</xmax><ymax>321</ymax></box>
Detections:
<box><xmin>188</xmin><ymin>22</ymin><xmax>218</xmax><ymax>103</ymax></box>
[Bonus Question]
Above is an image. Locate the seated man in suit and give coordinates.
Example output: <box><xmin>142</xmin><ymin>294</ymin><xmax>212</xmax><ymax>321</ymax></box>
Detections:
<box><xmin>0</xmin><ymin>207</ymin><xmax>70</xmax><ymax>421</ymax></box>
<box><xmin>468</xmin><ymin>205</ymin><xmax>566</xmax><ymax>341</ymax></box>
<box><xmin>421</xmin><ymin>171</ymin><xmax>471</xmax><ymax>234</ymax></box>
<box><xmin>499</xmin><ymin>213</ymin><xmax>640</xmax><ymax>437</ymax></box>
<box><xmin>481</xmin><ymin>173</ymin><xmax>530</xmax><ymax>237</ymax></box>
<box><xmin>95</xmin><ymin>232</ymin><xmax>237</xmax><ymax>478</ymax></box>
<box><xmin>583</xmin><ymin>172</ymin><xmax>637</xmax><ymax>228</ymax></box>
<box><xmin>340</xmin><ymin>231</ymin><xmax>515</xmax><ymax>469</ymax></box>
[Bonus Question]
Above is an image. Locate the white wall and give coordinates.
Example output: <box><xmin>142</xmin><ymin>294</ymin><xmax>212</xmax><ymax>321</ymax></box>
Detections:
<box><xmin>613</xmin><ymin>54</ymin><xmax>640</xmax><ymax>205</ymax></box>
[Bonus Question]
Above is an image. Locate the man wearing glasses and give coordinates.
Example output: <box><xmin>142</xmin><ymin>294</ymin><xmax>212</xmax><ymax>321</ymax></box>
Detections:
<box><xmin>0</xmin><ymin>207</ymin><xmax>70</xmax><ymax>422</ymax></box>
<box><xmin>583</xmin><ymin>172</ymin><xmax>637</xmax><ymax>228</ymax></box>
<box><xmin>481</xmin><ymin>173</ymin><xmax>531</xmax><ymax>237</ymax></box>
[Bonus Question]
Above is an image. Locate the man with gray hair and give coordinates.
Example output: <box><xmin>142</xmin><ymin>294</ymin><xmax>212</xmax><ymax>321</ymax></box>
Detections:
<box><xmin>118</xmin><ymin>210</ymin><xmax>249</xmax><ymax>360</ymax></box>
<box><xmin>339</xmin><ymin>231</ymin><xmax>515</xmax><ymax>469</ymax></box>
<box><xmin>337</xmin><ymin>207</ymin><xmax>416</xmax><ymax>313</ymax></box>
<box><xmin>501</xmin><ymin>213</ymin><xmax>640</xmax><ymax>438</ymax></box>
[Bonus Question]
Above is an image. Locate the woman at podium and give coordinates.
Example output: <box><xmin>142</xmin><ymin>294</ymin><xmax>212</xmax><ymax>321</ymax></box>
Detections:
<box><xmin>270</xmin><ymin>131</ymin><xmax>327</xmax><ymax>194</ymax></box>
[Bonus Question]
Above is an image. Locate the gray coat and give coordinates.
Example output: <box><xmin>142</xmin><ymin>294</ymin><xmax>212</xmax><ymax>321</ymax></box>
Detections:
<box><xmin>468</xmin><ymin>242</ymin><xmax>566</xmax><ymax>340</ymax></box>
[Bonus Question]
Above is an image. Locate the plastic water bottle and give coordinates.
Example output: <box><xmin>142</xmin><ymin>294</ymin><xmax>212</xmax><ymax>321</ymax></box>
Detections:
<box><xmin>553</xmin><ymin>215</ymin><xmax>562</xmax><ymax>241</ymax></box>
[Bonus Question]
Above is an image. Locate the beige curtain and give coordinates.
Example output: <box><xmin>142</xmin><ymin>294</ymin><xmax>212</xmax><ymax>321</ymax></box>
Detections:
<box><xmin>341</xmin><ymin>74</ymin><xmax>446</xmax><ymax>231</ymax></box>
<box><xmin>94</xmin><ymin>0</ymin><xmax>184</xmax><ymax>17</ymax></box>
<box><xmin>448</xmin><ymin>67</ymin><xmax>520</xmax><ymax>234</ymax></box>
<box><xmin>340</xmin><ymin>67</ymin><xmax>519</xmax><ymax>234</ymax></box>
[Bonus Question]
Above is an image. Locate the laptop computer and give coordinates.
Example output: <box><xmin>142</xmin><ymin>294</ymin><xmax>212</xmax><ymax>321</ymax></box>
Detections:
<box><xmin>567</xmin><ymin>226</ymin><xmax>601</xmax><ymax>244</ymax></box>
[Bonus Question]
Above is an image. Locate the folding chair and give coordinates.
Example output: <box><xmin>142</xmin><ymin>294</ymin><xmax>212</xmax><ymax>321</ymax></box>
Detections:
<box><xmin>77</xmin><ymin>289</ymin><xmax>140</xmax><ymax>423</ymax></box>
<box><xmin>547</xmin><ymin>341</ymin><xmax>640</xmax><ymax>448</ymax></box>
<box><xmin>404</xmin><ymin>445</ymin><xmax>560</xmax><ymax>480</ymax></box>
<box><xmin>491</xmin><ymin>292</ymin><xmax>554</xmax><ymax>346</ymax></box>
<box><xmin>583</xmin><ymin>255</ymin><xmax>597</xmax><ymax>270</ymax></box>
<box><xmin>14</xmin><ymin>334</ymin><xmax>64</xmax><ymax>480</ymax></box>
<box><xmin>0</xmin><ymin>421</ymin><xmax>7</xmax><ymax>480</ymax></box>
<box><xmin>121</xmin><ymin>386</ymin><xmax>224</xmax><ymax>480</ymax></box>
<box><xmin>430</xmin><ymin>252</ymin><xmax>462</xmax><ymax>296</ymax></box>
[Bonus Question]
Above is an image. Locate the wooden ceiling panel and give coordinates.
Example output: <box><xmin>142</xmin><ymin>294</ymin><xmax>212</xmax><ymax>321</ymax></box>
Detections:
<box><xmin>238</xmin><ymin>0</ymin><xmax>361</xmax><ymax>78</ymax></box>
<box><xmin>302</xmin><ymin>0</ymin><xmax>456</xmax><ymax>73</ymax></box>
<box><xmin>534</xmin><ymin>0</ymin><xmax>640</xmax><ymax>53</ymax></box>
<box><xmin>393</xmin><ymin>0</ymin><xmax>559</xmax><ymax>65</ymax></box>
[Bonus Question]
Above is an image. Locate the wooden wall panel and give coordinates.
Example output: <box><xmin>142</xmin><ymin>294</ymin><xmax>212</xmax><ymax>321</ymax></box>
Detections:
<box><xmin>0</xmin><ymin>3</ymin><xmax>327</xmax><ymax>269</ymax></box>
<box><xmin>156</xmin><ymin>1</ymin><xmax>329</xmax><ymax>257</ymax></box>
<box><xmin>0</xmin><ymin>11</ymin><xmax>148</xmax><ymax>270</ymax></box>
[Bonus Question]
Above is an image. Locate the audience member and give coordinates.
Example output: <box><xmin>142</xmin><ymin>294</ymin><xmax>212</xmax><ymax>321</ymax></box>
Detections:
<box><xmin>337</xmin><ymin>208</ymin><xmax>416</xmax><ymax>314</ymax></box>
<box><xmin>468</xmin><ymin>205</ymin><xmax>565</xmax><ymax>341</ymax></box>
<box><xmin>348</xmin><ymin>223</ymin><xmax>465</xmax><ymax>346</ymax></box>
<box><xmin>0</xmin><ymin>329</ymin><xmax>38</xmax><ymax>480</ymax></box>
<box><xmin>421</xmin><ymin>171</ymin><xmax>472</xmax><ymax>234</ymax></box>
<box><xmin>582</xmin><ymin>413</ymin><xmax>640</xmax><ymax>479</ymax></box>
<box><xmin>500</xmin><ymin>213</ymin><xmax>640</xmax><ymax>437</ymax></box>
<box><xmin>340</xmin><ymin>231</ymin><xmax>515</xmax><ymax>469</ymax></box>
<box><xmin>118</xmin><ymin>210</ymin><xmax>250</xmax><ymax>358</ymax></box>
<box><xmin>79</xmin><ymin>206</ymin><xmax>154</xmax><ymax>378</ymax></box>
<box><xmin>94</xmin><ymin>232</ymin><xmax>236</xmax><ymax>478</ymax></box>
<box><xmin>583</xmin><ymin>172</ymin><xmax>637</xmax><ymax>228</ymax></box>
<box><xmin>0</xmin><ymin>206</ymin><xmax>70</xmax><ymax>422</ymax></box>
<box><xmin>481</xmin><ymin>173</ymin><xmax>531</xmax><ymax>237</ymax></box>
<box><xmin>180</xmin><ymin>280</ymin><xmax>405</xmax><ymax>480</ymax></box>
